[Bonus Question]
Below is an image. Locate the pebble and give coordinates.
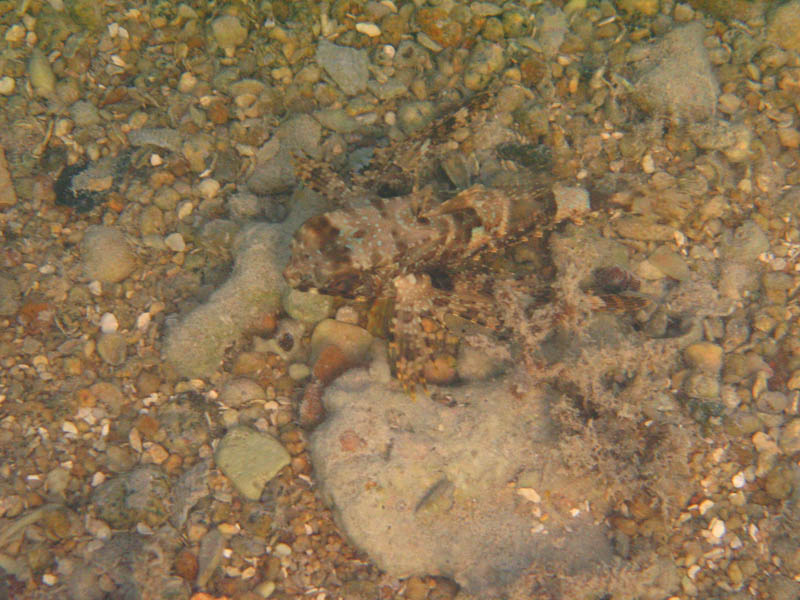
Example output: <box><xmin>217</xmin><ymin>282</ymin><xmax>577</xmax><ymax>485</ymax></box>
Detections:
<box><xmin>139</xmin><ymin>205</ymin><xmax>164</xmax><ymax>236</ymax></box>
<box><xmin>196</xmin><ymin>527</ymin><xmax>225</xmax><ymax>587</ymax></box>
<box><xmin>282</xmin><ymin>288</ymin><xmax>335</xmax><ymax>324</ymax></box>
<box><xmin>315</xmin><ymin>40</ymin><xmax>369</xmax><ymax>96</ymax></box>
<box><xmin>218</xmin><ymin>379</ymin><xmax>266</xmax><ymax>409</ymax></box>
<box><xmin>214</xmin><ymin>427</ymin><xmax>290</xmax><ymax>501</ymax></box>
<box><xmin>197</xmin><ymin>178</ymin><xmax>220</xmax><ymax>200</ymax></box>
<box><xmin>777</xmin><ymin>127</ymin><xmax>800</xmax><ymax>149</ymax></box>
<box><xmin>684</xmin><ymin>372</ymin><xmax>720</xmax><ymax>399</ymax></box>
<box><xmin>227</xmin><ymin>191</ymin><xmax>262</xmax><ymax>220</ymax></box>
<box><xmin>165</xmin><ymin>232</ymin><xmax>186</xmax><ymax>252</ymax></box>
<box><xmin>630</xmin><ymin>23</ymin><xmax>718</xmax><ymax>121</ymax></box>
<box><xmin>397</xmin><ymin>100</ymin><xmax>435</xmax><ymax>135</ymax></box>
<box><xmin>29</xmin><ymin>48</ymin><xmax>56</xmax><ymax>97</ymax></box>
<box><xmin>81</xmin><ymin>226</ymin><xmax>137</xmax><ymax>283</ymax></box>
<box><xmin>177</xmin><ymin>71</ymin><xmax>197</xmax><ymax>94</ymax></box>
<box><xmin>70</xmin><ymin>100</ymin><xmax>100</xmax><ymax>127</ymax></box>
<box><xmin>277</xmin><ymin>114</ymin><xmax>321</xmax><ymax>156</ymax></box>
<box><xmin>96</xmin><ymin>332</ymin><xmax>127</xmax><ymax>365</ymax></box>
<box><xmin>367</xmin><ymin>78</ymin><xmax>408</xmax><ymax>101</ymax></box>
<box><xmin>5</xmin><ymin>23</ymin><xmax>24</xmax><ymax>43</ymax></box>
<box><xmin>0</xmin><ymin>75</ymin><xmax>16</xmax><ymax>95</ymax></box>
<box><xmin>288</xmin><ymin>363</ymin><xmax>311</xmax><ymax>381</ymax></box>
<box><xmin>684</xmin><ymin>342</ymin><xmax>723</xmax><ymax>374</ymax></box>
<box><xmin>552</xmin><ymin>184</ymin><xmax>591</xmax><ymax>222</ymax></box>
<box><xmin>255</xmin><ymin>581</ymin><xmax>276</xmax><ymax>598</ymax></box>
<box><xmin>690</xmin><ymin>120</ymin><xmax>752</xmax><ymax>163</ymax></box>
<box><xmin>536</xmin><ymin>4</ymin><xmax>568</xmax><ymax>55</ymax></box>
<box><xmin>183</xmin><ymin>134</ymin><xmax>213</xmax><ymax>172</ymax></box>
<box><xmin>99</xmin><ymin>313</ymin><xmax>118</xmax><ymax>334</ymax></box>
<box><xmin>355</xmin><ymin>22</ymin><xmax>381</xmax><ymax>37</ymax></box>
<box><xmin>646</xmin><ymin>246</ymin><xmax>690</xmax><ymax>281</ymax></box>
<box><xmin>211</xmin><ymin>15</ymin><xmax>248</xmax><ymax>52</ymax></box>
<box><xmin>764</xmin><ymin>465</ymin><xmax>793</xmax><ymax>501</ymax></box>
<box><xmin>313</xmin><ymin>108</ymin><xmax>360</xmax><ymax>134</ymax></box>
<box><xmin>310</xmin><ymin>319</ymin><xmax>373</xmax><ymax>365</ymax></box>
<box><xmin>464</xmin><ymin>41</ymin><xmax>506</xmax><ymax>90</ymax></box>
<box><xmin>0</xmin><ymin>147</ymin><xmax>15</xmax><ymax>209</ymax></box>
<box><xmin>128</xmin><ymin>127</ymin><xmax>183</xmax><ymax>153</ymax></box>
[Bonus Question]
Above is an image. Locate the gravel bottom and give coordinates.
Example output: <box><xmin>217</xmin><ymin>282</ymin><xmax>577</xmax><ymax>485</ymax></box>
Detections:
<box><xmin>1</xmin><ymin>1</ymin><xmax>800</xmax><ymax>599</ymax></box>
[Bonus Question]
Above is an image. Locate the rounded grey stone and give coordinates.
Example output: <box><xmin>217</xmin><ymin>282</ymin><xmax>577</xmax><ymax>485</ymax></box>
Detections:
<box><xmin>82</xmin><ymin>226</ymin><xmax>136</xmax><ymax>283</ymax></box>
<box><xmin>214</xmin><ymin>427</ymin><xmax>290</xmax><ymax>501</ymax></box>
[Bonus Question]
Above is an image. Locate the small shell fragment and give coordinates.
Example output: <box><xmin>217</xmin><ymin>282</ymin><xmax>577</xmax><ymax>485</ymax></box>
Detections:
<box><xmin>517</xmin><ymin>487</ymin><xmax>541</xmax><ymax>503</ymax></box>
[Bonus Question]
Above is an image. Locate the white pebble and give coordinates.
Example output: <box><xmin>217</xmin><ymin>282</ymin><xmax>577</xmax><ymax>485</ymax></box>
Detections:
<box><xmin>641</xmin><ymin>153</ymin><xmax>655</xmax><ymax>173</ymax></box>
<box><xmin>136</xmin><ymin>522</ymin><xmax>153</xmax><ymax>535</ymax></box>
<box><xmin>150</xmin><ymin>153</ymin><xmax>163</xmax><ymax>166</ymax></box>
<box><xmin>273</xmin><ymin>542</ymin><xmax>291</xmax><ymax>557</ymax></box>
<box><xmin>42</xmin><ymin>574</ymin><xmax>58</xmax><ymax>586</ymax></box>
<box><xmin>165</xmin><ymin>232</ymin><xmax>186</xmax><ymax>252</ymax></box>
<box><xmin>177</xmin><ymin>200</ymin><xmax>194</xmax><ymax>220</ymax></box>
<box><xmin>516</xmin><ymin>487</ymin><xmax>541</xmax><ymax>503</ymax></box>
<box><xmin>197</xmin><ymin>178</ymin><xmax>220</xmax><ymax>200</ymax></box>
<box><xmin>91</xmin><ymin>472</ymin><xmax>106</xmax><ymax>487</ymax></box>
<box><xmin>356</xmin><ymin>22</ymin><xmax>381</xmax><ymax>37</ymax></box>
<box><xmin>382</xmin><ymin>44</ymin><xmax>396</xmax><ymax>59</ymax></box>
<box><xmin>241</xmin><ymin>565</ymin><xmax>256</xmax><ymax>579</ymax></box>
<box><xmin>62</xmin><ymin>421</ymin><xmax>79</xmax><ymax>435</ymax></box>
<box><xmin>709</xmin><ymin>517</ymin><xmax>726</xmax><ymax>539</ymax></box>
<box><xmin>731</xmin><ymin>471</ymin><xmax>746</xmax><ymax>488</ymax></box>
<box><xmin>88</xmin><ymin>280</ymin><xmax>103</xmax><ymax>296</ymax></box>
<box><xmin>136</xmin><ymin>312</ymin><xmax>151</xmax><ymax>331</ymax></box>
<box><xmin>99</xmin><ymin>312</ymin><xmax>119</xmax><ymax>333</ymax></box>
<box><xmin>698</xmin><ymin>499</ymin><xmax>714</xmax><ymax>515</ymax></box>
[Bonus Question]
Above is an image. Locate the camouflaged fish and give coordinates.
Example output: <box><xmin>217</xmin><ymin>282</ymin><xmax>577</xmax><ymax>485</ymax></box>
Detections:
<box><xmin>284</xmin><ymin>180</ymin><xmax>559</xmax><ymax>386</ymax></box>
<box><xmin>282</xmin><ymin>87</ymin><xmax>644</xmax><ymax>387</ymax></box>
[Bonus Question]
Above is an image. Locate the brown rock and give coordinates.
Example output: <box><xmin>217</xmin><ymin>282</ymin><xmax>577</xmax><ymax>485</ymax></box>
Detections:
<box><xmin>207</xmin><ymin>99</ymin><xmax>229</xmax><ymax>125</ymax></box>
<box><xmin>174</xmin><ymin>549</ymin><xmax>199</xmax><ymax>581</ymax></box>
<box><xmin>299</xmin><ymin>380</ymin><xmax>327</xmax><ymax>429</ymax></box>
<box><xmin>313</xmin><ymin>343</ymin><xmax>355</xmax><ymax>384</ymax></box>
